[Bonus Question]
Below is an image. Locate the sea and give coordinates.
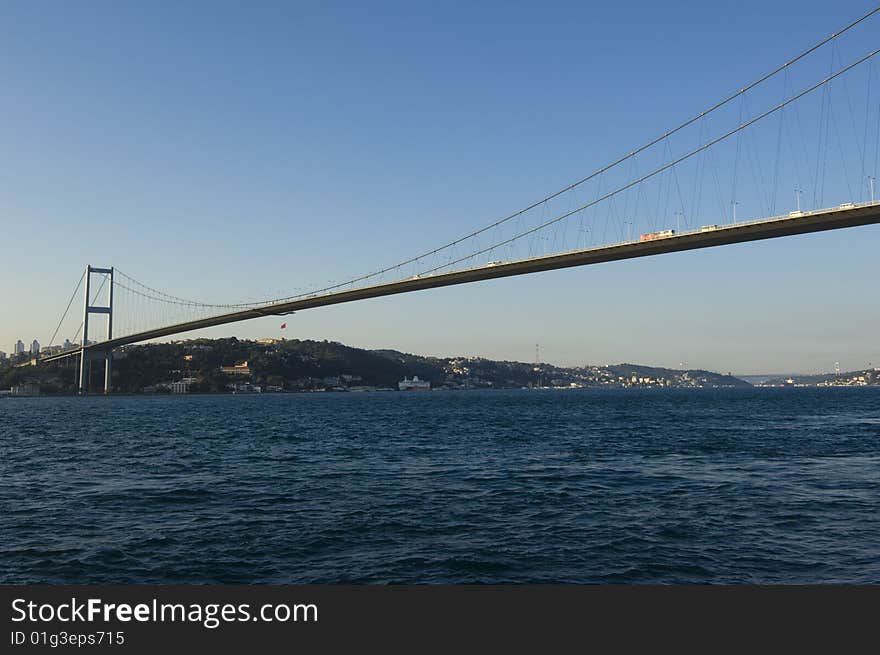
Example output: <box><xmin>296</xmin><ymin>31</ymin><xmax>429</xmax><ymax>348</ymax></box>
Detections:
<box><xmin>1</xmin><ymin>388</ymin><xmax>878</xmax><ymax>584</ymax></box>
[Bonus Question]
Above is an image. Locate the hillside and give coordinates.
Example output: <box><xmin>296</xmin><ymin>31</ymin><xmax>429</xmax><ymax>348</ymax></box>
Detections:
<box><xmin>761</xmin><ymin>369</ymin><xmax>880</xmax><ymax>387</ymax></box>
<box><xmin>0</xmin><ymin>338</ymin><xmax>751</xmax><ymax>394</ymax></box>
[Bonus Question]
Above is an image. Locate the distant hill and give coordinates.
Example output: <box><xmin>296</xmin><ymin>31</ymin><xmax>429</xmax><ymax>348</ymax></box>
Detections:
<box><xmin>0</xmin><ymin>338</ymin><xmax>752</xmax><ymax>394</ymax></box>
<box><xmin>607</xmin><ymin>363</ymin><xmax>750</xmax><ymax>388</ymax></box>
<box><xmin>761</xmin><ymin>369</ymin><xmax>880</xmax><ymax>387</ymax></box>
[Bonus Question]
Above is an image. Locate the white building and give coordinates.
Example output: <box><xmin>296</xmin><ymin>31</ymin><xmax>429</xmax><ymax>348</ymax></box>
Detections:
<box><xmin>398</xmin><ymin>376</ymin><xmax>431</xmax><ymax>391</ymax></box>
<box><xmin>168</xmin><ymin>377</ymin><xmax>198</xmax><ymax>394</ymax></box>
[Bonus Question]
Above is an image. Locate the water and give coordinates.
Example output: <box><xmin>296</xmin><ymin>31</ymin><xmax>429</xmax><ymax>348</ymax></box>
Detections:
<box><xmin>1</xmin><ymin>388</ymin><xmax>878</xmax><ymax>584</ymax></box>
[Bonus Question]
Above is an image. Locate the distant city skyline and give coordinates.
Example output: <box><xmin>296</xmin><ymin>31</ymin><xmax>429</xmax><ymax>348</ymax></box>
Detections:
<box><xmin>1</xmin><ymin>1</ymin><xmax>878</xmax><ymax>375</ymax></box>
<box><xmin>7</xmin><ymin>338</ymin><xmax>79</xmax><ymax>355</ymax></box>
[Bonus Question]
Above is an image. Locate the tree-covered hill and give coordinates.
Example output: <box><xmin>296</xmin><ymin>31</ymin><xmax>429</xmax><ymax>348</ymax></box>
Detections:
<box><xmin>0</xmin><ymin>338</ymin><xmax>751</xmax><ymax>394</ymax></box>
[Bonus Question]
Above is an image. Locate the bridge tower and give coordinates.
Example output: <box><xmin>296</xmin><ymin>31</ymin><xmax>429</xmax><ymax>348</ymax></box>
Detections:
<box><xmin>78</xmin><ymin>265</ymin><xmax>114</xmax><ymax>395</ymax></box>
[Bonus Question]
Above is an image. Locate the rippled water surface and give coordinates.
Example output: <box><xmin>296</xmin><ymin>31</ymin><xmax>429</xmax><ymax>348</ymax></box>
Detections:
<box><xmin>1</xmin><ymin>388</ymin><xmax>878</xmax><ymax>583</ymax></box>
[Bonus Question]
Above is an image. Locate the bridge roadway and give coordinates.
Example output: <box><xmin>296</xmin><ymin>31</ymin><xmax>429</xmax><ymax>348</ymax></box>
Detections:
<box><xmin>40</xmin><ymin>201</ymin><xmax>880</xmax><ymax>363</ymax></box>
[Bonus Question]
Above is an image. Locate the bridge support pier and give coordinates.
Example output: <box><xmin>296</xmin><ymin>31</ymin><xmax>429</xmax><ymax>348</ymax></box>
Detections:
<box><xmin>78</xmin><ymin>349</ymin><xmax>113</xmax><ymax>395</ymax></box>
<box><xmin>78</xmin><ymin>265</ymin><xmax>115</xmax><ymax>395</ymax></box>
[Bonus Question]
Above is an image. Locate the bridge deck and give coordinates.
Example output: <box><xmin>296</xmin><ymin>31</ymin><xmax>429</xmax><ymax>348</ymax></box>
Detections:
<box><xmin>40</xmin><ymin>202</ymin><xmax>880</xmax><ymax>362</ymax></box>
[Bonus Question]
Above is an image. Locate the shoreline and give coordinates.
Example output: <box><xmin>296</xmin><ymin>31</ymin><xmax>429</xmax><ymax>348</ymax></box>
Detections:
<box><xmin>4</xmin><ymin>385</ymin><xmax>880</xmax><ymax>399</ymax></box>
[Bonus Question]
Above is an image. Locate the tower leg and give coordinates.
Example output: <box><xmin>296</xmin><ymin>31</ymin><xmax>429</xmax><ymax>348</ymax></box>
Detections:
<box><xmin>78</xmin><ymin>350</ymin><xmax>87</xmax><ymax>395</ymax></box>
<box><xmin>104</xmin><ymin>352</ymin><xmax>112</xmax><ymax>394</ymax></box>
<box><xmin>78</xmin><ymin>265</ymin><xmax>91</xmax><ymax>396</ymax></box>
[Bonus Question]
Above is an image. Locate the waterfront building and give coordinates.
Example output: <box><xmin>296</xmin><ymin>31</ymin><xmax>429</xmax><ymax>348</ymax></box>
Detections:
<box><xmin>14</xmin><ymin>340</ymin><xmax>25</xmax><ymax>355</ymax></box>
<box><xmin>11</xmin><ymin>383</ymin><xmax>40</xmax><ymax>396</ymax></box>
<box><xmin>220</xmin><ymin>361</ymin><xmax>251</xmax><ymax>375</ymax></box>
<box><xmin>30</xmin><ymin>340</ymin><xmax>40</xmax><ymax>355</ymax></box>
<box><xmin>399</xmin><ymin>376</ymin><xmax>431</xmax><ymax>391</ymax></box>
<box><xmin>226</xmin><ymin>382</ymin><xmax>262</xmax><ymax>393</ymax></box>
<box><xmin>168</xmin><ymin>378</ymin><xmax>197</xmax><ymax>394</ymax></box>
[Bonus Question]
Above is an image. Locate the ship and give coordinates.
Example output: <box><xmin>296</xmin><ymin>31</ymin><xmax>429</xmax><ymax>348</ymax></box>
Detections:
<box><xmin>398</xmin><ymin>375</ymin><xmax>431</xmax><ymax>391</ymax></box>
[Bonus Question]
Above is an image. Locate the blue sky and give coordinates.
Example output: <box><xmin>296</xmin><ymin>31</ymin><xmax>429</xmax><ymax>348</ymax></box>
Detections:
<box><xmin>1</xmin><ymin>0</ymin><xmax>878</xmax><ymax>374</ymax></box>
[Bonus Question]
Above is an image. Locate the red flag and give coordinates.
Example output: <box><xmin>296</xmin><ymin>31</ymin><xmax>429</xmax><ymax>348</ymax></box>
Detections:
<box><xmin>280</xmin><ymin>323</ymin><xmax>287</xmax><ymax>329</ymax></box>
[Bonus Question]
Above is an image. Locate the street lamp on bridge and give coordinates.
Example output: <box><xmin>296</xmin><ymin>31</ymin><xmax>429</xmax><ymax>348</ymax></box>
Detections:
<box><xmin>674</xmin><ymin>211</ymin><xmax>683</xmax><ymax>232</ymax></box>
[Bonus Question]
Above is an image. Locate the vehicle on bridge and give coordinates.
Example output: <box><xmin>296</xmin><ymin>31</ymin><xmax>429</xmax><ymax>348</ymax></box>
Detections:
<box><xmin>639</xmin><ymin>229</ymin><xmax>675</xmax><ymax>241</ymax></box>
<box><xmin>700</xmin><ymin>225</ymin><xmax>720</xmax><ymax>232</ymax></box>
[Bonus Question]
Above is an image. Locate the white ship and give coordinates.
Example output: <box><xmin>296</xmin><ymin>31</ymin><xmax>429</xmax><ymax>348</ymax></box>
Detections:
<box><xmin>398</xmin><ymin>375</ymin><xmax>431</xmax><ymax>391</ymax></box>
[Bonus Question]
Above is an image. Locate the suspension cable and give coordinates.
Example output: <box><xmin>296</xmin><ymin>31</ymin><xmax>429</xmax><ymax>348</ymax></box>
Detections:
<box><xmin>416</xmin><ymin>46</ymin><xmax>880</xmax><ymax>276</ymax></box>
<box><xmin>47</xmin><ymin>269</ymin><xmax>86</xmax><ymax>348</ymax></box>
<box><xmin>254</xmin><ymin>5</ymin><xmax>880</xmax><ymax>299</ymax></box>
<box><xmin>107</xmin><ymin>7</ymin><xmax>880</xmax><ymax>309</ymax></box>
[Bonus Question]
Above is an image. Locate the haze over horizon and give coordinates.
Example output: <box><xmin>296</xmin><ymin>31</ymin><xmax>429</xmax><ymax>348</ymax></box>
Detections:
<box><xmin>2</xmin><ymin>0</ymin><xmax>878</xmax><ymax>375</ymax></box>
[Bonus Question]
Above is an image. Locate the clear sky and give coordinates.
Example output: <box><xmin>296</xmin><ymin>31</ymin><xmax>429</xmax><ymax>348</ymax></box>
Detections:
<box><xmin>2</xmin><ymin>0</ymin><xmax>878</xmax><ymax>375</ymax></box>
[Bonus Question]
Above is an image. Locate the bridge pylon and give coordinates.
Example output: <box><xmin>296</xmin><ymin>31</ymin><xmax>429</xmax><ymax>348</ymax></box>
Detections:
<box><xmin>78</xmin><ymin>265</ymin><xmax>114</xmax><ymax>395</ymax></box>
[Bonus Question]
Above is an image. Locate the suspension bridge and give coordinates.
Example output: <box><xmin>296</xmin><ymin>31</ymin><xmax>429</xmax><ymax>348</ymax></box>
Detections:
<box><xmin>30</xmin><ymin>8</ymin><xmax>880</xmax><ymax>393</ymax></box>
